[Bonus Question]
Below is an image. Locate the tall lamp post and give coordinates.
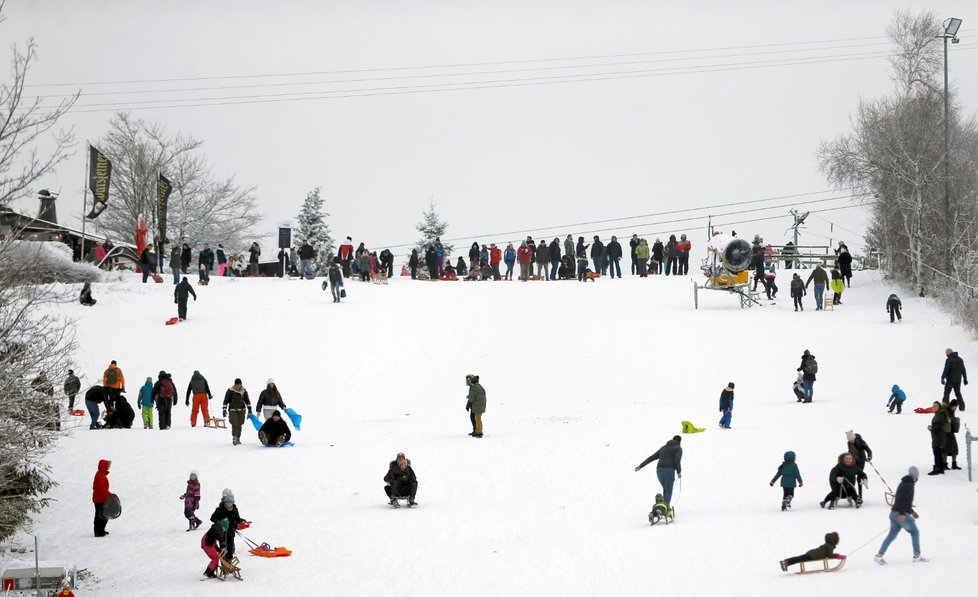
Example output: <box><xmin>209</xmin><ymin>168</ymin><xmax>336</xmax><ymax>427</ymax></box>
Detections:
<box><xmin>939</xmin><ymin>17</ymin><xmax>961</xmax><ymax>271</ymax></box>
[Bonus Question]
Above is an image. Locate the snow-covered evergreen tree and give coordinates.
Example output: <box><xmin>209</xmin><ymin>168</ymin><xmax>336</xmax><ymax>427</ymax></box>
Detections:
<box><xmin>294</xmin><ymin>186</ymin><xmax>335</xmax><ymax>273</ymax></box>
<box><xmin>415</xmin><ymin>200</ymin><xmax>453</xmax><ymax>257</ymax></box>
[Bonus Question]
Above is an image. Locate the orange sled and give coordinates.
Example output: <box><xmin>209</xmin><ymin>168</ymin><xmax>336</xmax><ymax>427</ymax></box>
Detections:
<box><xmin>249</xmin><ymin>544</ymin><xmax>292</xmax><ymax>558</ymax></box>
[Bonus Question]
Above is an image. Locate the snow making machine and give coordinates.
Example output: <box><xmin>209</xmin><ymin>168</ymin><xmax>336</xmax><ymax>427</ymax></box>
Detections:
<box><xmin>692</xmin><ymin>236</ymin><xmax>762</xmax><ymax>309</ymax></box>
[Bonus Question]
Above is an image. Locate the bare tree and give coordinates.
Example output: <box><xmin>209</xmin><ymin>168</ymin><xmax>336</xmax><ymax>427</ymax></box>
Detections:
<box><xmin>94</xmin><ymin>112</ymin><xmax>262</xmax><ymax>251</ymax></box>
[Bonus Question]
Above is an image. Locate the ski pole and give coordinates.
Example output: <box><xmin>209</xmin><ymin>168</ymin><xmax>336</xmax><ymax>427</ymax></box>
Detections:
<box><xmin>866</xmin><ymin>461</ymin><xmax>894</xmax><ymax>493</ymax></box>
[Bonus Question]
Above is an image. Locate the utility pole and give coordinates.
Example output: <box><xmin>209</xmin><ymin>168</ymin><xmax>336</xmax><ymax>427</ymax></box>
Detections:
<box><xmin>939</xmin><ymin>17</ymin><xmax>962</xmax><ymax>273</ymax></box>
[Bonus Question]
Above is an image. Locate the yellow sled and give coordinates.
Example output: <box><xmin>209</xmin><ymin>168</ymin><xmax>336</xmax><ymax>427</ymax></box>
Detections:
<box><xmin>681</xmin><ymin>421</ymin><xmax>705</xmax><ymax>434</ymax></box>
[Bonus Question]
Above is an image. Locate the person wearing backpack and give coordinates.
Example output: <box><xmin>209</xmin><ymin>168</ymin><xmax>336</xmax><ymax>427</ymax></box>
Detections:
<box><xmin>152</xmin><ymin>371</ymin><xmax>178</xmax><ymax>430</ymax></box>
<box><xmin>797</xmin><ymin>350</ymin><xmax>817</xmax><ymax>403</ymax></box>
<box><xmin>102</xmin><ymin>360</ymin><xmax>125</xmax><ymax>407</ymax></box>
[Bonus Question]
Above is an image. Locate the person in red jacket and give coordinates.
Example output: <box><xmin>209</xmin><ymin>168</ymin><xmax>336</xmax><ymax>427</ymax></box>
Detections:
<box><xmin>92</xmin><ymin>459</ymin><xmax>111</xmax><ymax>537</ymax></box>
<box><xmin>489</xmin><ymin>243</ymin><xmax>503</xmax><ymax>281</ymax></box>
<box><xmin>516</xmin><ymin>241</ymin><xmax>533</xmax><ymax>281</ymax></box>
<box><xmin>676</xmin><ymin>234</ymin><xmax>692</xmax><ymax>276</ymax></box>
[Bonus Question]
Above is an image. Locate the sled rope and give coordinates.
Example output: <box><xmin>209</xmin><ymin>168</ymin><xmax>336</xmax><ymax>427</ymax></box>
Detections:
<box><xmin>866</xmin><ymin>461</ymin><xmax>894</xmax><ymax>493</ymax></box>
<box><xmin>672</xmin><ymin>478</ymin><xmax>682</xmax><ymax>508</ymax></box>
<box><xmin>236</xmin><ymin>530</ymin><xmax>261</xmax><ymax>550</ymax></box>
<box><xmin>848</xmin><ymin>528</ymin><xmax>889</xmax><ymax>556</ymax></box>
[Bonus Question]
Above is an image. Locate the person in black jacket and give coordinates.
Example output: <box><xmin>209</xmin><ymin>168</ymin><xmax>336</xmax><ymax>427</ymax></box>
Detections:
<box><xmin>635</xmin><ymin>436</ymin><xmax>683</xmax><ymax>510</ymax></box>
<box><xmin>651</xmin><ymin>239</ymin><xmax>664</xmax><ymax>275</ymax></box>
<box><xmin>846</xmin><ymin>430</ymin><xmax>872</xmax><ymax>501</ymax></box>
<box><xmin>819</xmin><ymin>452</ymin><xmax>867</xmax><ymax>509</ymax></box>
<box><xmin>104</xmin><ymin>394</ymin><xmax>135</xmax><ymax>428</ymax></box>
<box><xmin>180</xmin><ymin>243</ymin><xmax>192</xmax><ymax>273</ymax></box>
<box><xmin>79</xmin><ymin>282</ymin><xmax>96</xmax><ymax>306</ymax></box>
<box><xmin>797</xmin><ymin>350</ymin><xmax>817</xmax><ymax>403</ymax></box>
<box><xmin>941</xmin><ymin>348</ymin><xmax>967</xmax><ymax>410</ymax></box>
<box><xmin>886</xmin><ymin>294</ymin><xmax>902</xmax><ymax>323</ymax></box>
<box><xmin>84</xmin><ymin>385</ymin><xmax>106</xmax><ymax>430</ymax></box>
<box><xmin>408</xmin><ymin>249</ymin><xmax>420</xmax><ymax>280</ymax></box>
<box><xmin>139</xmin><ymin>246</ymin><xmax>154</xmax><ymax>283</ymax></box>
<box><xmin>258</xmin><ymin>410</ymin><xmax>292</xmax><ymax>446</ymax></box>
<box><xmin>836</xmin><ymin>243</ymin><xmax>853</xmax><ymax>287</ymax></box>
<box><xmin>874</xmin><ymin>467</ymin><xmax>926</xmax><ymax>564</ymax></box>
<box><xmin>210</xmin><ymin>493</ymin><xmax>244</xmax><ymax>558</ymax></box>
<box><xmin>606</xmin><ymin>236</ymin><xmax>623</xmax><ymax>279</ymax></box>
<box><xmin>590</xmin><ymin>236</ymin><xmax>605</xmax><ymax>275</ymax></box>
<box><xmin>152</xmin><ymin>371</ymin><xmax>178</xmax><ymax>430</ymax></box>
<box><xmin>379</xmin><ymin>249</ymin><xmax>394</xmax><ymax>278</ymax></box>
<box><xmin>174</xmin><ymin>277</ymin><xmax>197</xmax><ymax>321</ymax></box>
<box><xmin>384</xmin><ymin>452</ymin><xmax>418</xmax><ymax>507</ymax></box>
<box><xmin>718</xmin><ymin>382</ymin><xmax>735</xmax><ymax>429</ymax></box>
<box><xmin>424</xmin><ymin>244</ymin><xmax>437</xmax><ymax>279</ymax></box>
<box><xmin>629</xmin><ymin>234</ymin><xmax>640</xmax><ymax>275</ymax></box>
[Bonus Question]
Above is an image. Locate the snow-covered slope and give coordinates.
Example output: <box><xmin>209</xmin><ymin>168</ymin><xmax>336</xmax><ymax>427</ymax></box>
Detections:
<box><xmin>12</xmin><ymin>269</ymin><xmax>978</xmax><ymax>596</ymax></box>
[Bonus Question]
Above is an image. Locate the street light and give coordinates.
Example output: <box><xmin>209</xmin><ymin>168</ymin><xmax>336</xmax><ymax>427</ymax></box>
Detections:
<box><xmin>939</xmin><ymin>17</ymin><xmax>961</xmax><ymax>271</ymax></box>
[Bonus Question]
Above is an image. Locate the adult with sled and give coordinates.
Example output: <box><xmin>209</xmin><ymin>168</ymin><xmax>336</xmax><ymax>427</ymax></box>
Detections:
<box><xmin>886</xmin><ymin>294</ymin><xmax>903</xmax><ymax>323</ymax></box>
<box><xmin>152</xmin><ymin>371</ymin><xmax>177</xmax><ymax>430</ymax></box>
<box><xmin>796</xmin><ymin>350</ymin><xmax>817</xmax><ymax>402</ymax></box>
<box><xmin>181</xmin><ymin>471</ymin><xmax>202</xmax><ymax>531</ymax></box>
<box><xmin>102</xmin><ymin>360</ymin><xmax>126</xmax><ymax>406</ymax></box>
<box><xmin>103</xmin><ymin>394</ymin><xmax>135</xmax><ymax>429</ymax></box>
<box><xmin>927</xmin><ymin>401</ymin><xmax>951</xmax><ymax>475</ymax></box>
<box><xmin>718</xmin><ymin>382</ymin><xmax>734</xmax><ymax>429</ymax></box>
<box><xmin>64</xmin><ymin>369</ymin><xmax>81</xmax><ymax>411</ymax></box>
<box><xmin>465</xmin><ymin>374</ymin><xmax>486</xmax><ymax>438</ymax></box>
<box><xmin>258</xmin><ymin>410</ymin><xmax>292</xmax><ymax>446</ymax></box>
<box><xmin>874</xmin><ymin>466</ymin><xmax>928</xmax><ymax>564</ymax></box>
<box><xmin>186</xmin><ymin>370</ymin><xmax>213</xmax><ymax>427</ymax></box>
<box><xmin>92</xmin><ymin>459</ymin><xmax>112</xmax><ymax>537</ymax></box>
<box><xmin>256</xmin><ymin>379</ymin><xmax>287</xmax><ymax>420</ymax></box>
<box><xmin>819</xmin><ymin>452</ymin><xmax>867</xmax><ymax>509</ymax></box>
<box><xmin>846</xmin><ymin>430</ymin><xmax>872</xmax><ymax>502</ymax></box>
<box><xmin>805</xmin><ymin>265</ymin><xmax>829</xmax><ymax>310</ymax></box>
<box><xmin>223</xmin><ymin>378</ymin><xmax>252</xmax><ymax>446</ymax></box>
<box><xmin>635</xmin><ymin>435</ymin><xmax>683</xmax><ymax>512</ymax></box>
<box><xmin>770</xmin><ymin>451</ymin><xmax>803</xmax><ymax>511</ymax></box>
<box><xmin>210</xmin><ymin>493</ymin><xmax>244</xmax><ymax>558</ymax></box>
<box><xmin>84</xmin><ymin>385</ymin><xmax>106</xmax><ymax>430</ymax></box>
<box><xmin>941</xmin><ymin>348</ymin><xmax>967</xmax><ymax>410</ymax></box>
<box><xmin>79</xmin><ymin>282</ymin><xmax>96</xmax><ymax>306</ymax></box>
<box><xmin>137</xmin><ymin>377</ymin><xmax>154</xmax><ymax>429</ymax></box>
<box><xmin>780</xmin><ymin>532</ymin><xmax>844</xmax><ymax>572</ymax></box>
<box><xmin>384</xmin><ymin>452</ymin><xmax>418</xmax><ymax>507</ymax></box>
<box><xmin>174</xmin><ymin>277</ymin><xmax>197</xmax><ymax>321</ymax></box>
<box><xmin>199</xmin><ymin>243</ymin><xmax>215</xmax><ymax>274</ymax></box>
<box><xmin>201</xmin><ymin>519</ymin><xmax>228</xmax><ymax>578</ymax></box>
<box><xmin>887</xmin><ymin>384</ymin><xmax>906</xmax><ymax>414</ymax></box>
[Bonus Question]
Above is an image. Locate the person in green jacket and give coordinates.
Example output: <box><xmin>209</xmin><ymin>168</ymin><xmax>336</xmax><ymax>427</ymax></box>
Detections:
<box><xmin>770</xmin><ymin>451</ymin><xmax>803</xmax><ymax>511</ymax></box>
<box><xmin>780</xmin><ymin>532</ymin><xmax>844</xmax><ymax>571</ymax></box>
<box><xmin>465</xmin><ymin>374</ymin><xmax>486</xmax><ymax>438</ymax></box>
<box><xmin>635</xmin><ymin>239</ymin><xmax>650</xmax><ymax>277</ymax></box>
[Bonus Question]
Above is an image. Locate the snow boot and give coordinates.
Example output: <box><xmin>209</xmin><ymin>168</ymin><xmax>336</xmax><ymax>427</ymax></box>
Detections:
<box><xmin>927</xmin><ymin>466</ymin><xmax>942</xmax><ymax>476</ymax></box>
<box><xmin>779</xmin><ymin>560</ymin><xmax>788</xmax><ymax>572</ymax></box>
<box><xmin>204</xmin><ymin>567</ymin><xmax>217</xmax><ymax>578</ymax></box>
<box><xmin>951</xmin><ymin>461</ymin><xmax>962</xmax><ymax>470</ymax></box>
<box><xmin>827</xmin><ymin>499</ymin><xmax>837</xmax><ymax>510</ymax></box>
<box><xmin>408</xmin><ymin>499</ymin><xmax>418</xmax><ymax>508</ymax></box>
<box><xmin>389</xmin><ymin>498</ymin><xmax>400</xmax><ymax>508</ymax></box>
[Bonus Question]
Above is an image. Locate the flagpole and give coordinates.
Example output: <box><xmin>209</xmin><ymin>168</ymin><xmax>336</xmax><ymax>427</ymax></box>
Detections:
<box><xmin>80</xmin><ymin>143</ymin><xmax>89</xmax><ymax>262</ymax></box>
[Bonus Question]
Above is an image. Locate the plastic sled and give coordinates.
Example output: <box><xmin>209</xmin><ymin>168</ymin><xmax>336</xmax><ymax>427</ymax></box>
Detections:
<box><xmin>914</xmin><ymin>406</ymin><xmax>937</xmax><ymax>414</ymax></box>
<box><xmin>797</xmin><ymin>557</ymin><xmax>845</xmax><ymax>575</ymax></box>
<box><xmin>248</xmin><ymin>413</ymin><xmax>262</xmax><ymax>431</ymax></box>
<box><xmin>681</xmin><ymin>420</ymin><xmax>705</xmax><ymax>434</ymax></box>
<box><xmin>70</xmin><ymin>409</ymin><xmax>87</xmax><ymax>416</ymax></box>
<box><xmin>249</xmin><ymin>543</ymin><xmax>292</xmax><ymax>558</ymax></box>
<box><xmin>236</xmin><ymin>521</ymin><xmax>251</xmax><ymax>530</ymax></box>
<box><xmin>152</xmin><ymin>273</ymin><xmax>164</xmax><ymax>283</ymax></box>
<box><xmin>284</xmin><ymin>407</ymin><xmax>302</xmax><ymax>431</ymax></box>
<box><xmin>262</xmin><ymin>441</ymin><xmax>294</xmax><ymax>447</ymax></box>
<box><xmin>164</xmin><ymin>317</ymin><xmax>179</xmax><ymax>326</ymax></box>
<box><xmin>101</xmin><ymin>494</ymin><xmax>122</xmax><ymax>519</ymax></box>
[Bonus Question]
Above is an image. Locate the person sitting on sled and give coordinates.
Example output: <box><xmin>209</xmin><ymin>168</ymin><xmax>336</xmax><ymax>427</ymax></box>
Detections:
<box><xmin>780</xmin><ymin>532</ymin><xmax>844</xmax><ymax>571</ymax></box>
<box><xmin>258</xmin><ymin>410</ymin><xmax>292</xmax><ymax>446</ymax></box>
<box><xmin>384</xmin><ymin>452</ymin><xmax>418</xmax><ymax>507</ymax></box>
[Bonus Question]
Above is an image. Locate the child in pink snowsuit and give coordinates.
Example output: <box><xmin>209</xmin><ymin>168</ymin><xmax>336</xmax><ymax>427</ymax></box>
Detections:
<box><xmin>181</xmin><ymin>471</ymin><xmax>202</xmax><ymax>531</ymax></box>
<box><xmin>201</xmin><ymin>519</ymin><xmax>228</xmax><ymax>578</ymax></box>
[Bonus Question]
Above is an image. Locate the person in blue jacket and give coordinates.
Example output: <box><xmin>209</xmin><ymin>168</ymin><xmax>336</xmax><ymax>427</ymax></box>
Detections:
<box><xmin>503</xmin><ymin>243</ymin><xmax>517</xmax><ymax>281</ymax></box>
<box><xmin>887</xmin><ymin>384</ymin><xmax>906</xmax><ymax>414</ymax></box>
<box><xmin>770</xmin><ymin>451</ymin><xmax>803</xmax><ymax>511</ymax></box>
<box><xmin>137</xmin><ymin>377</ymin><xmax>155</xmax><ymax>429</ymax></box>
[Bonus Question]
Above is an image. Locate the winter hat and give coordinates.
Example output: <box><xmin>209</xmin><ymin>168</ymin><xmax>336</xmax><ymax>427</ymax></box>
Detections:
<box><xmin>950</xmin><ymin>399</ymin><xmax>959</xmax><ymax>408</ymax></box>
<box><xmin>68</xmin><ymin>369</ymin><xmax>74</xmax><ymax>375</ymax></box>
<box><xmin>223</xmin><ymin>493</ymin><xmax>235</xmax><ymax>504</ymax></box>
<box><xmin>272</xmin><ymin>410</ymin><xmax>281</xmax><ymax>418</ymax></box>
<box><xmin>267</xmin><ymin>378</ymin><xmax>275</xmax><ymax>385</ymax></box>
<box><xmin>218</xmin><ymin>519</ymin><xmax>229</xmax><ymax>530</ymax></box>
<box><xmin>672</xmin><ymin>435</ymin><xmax>682</xmax><ymax>443</ymax></box>
<box><xmin>222</xmin><ymin>488</ymin><xmax>233</xmax><ymax>497</ymax></box>
<box><xmin>824</xmin><ymin>532</ymin><xmax>840</xmax><ymax>546</ymax></box>
<box><xmin>784</xmin><ymin>451</ymin><xmax>795</xmax><ymax>462</ymax></box>
<box><xmin>908</xmin><ymin>466</ymin><xmax>920</xmax><ymax>480</ymax></box>
<box><xmin>892</xmin><ymin>384</ymin><xmax>900</xmax><ymax>392</ymax></box>
<box><xmin>190</xmin><ymin>470</ymin><xmax>198</xmax><ymax>478</ymax></box>
<box><xmin>726</xmin><ymin>382</ymin><xmax>735</xmax><ymax>389</ymax></box>
<box><xmin>845</xmin><ymin>430</ymin><xmax>855</xmax><ymax>443</ymax></box>
<box><xmin>234</xmin><ymin>378</ymin><xmax>242</xmax><ymax>385</ymax></box>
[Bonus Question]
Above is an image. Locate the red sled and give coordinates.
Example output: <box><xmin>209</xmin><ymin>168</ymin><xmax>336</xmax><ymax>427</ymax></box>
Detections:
<box><xmin>70</xmin><ymin>409</ymin><xmax>87</xmax><ymax>416</ymax></box>
<box><xmin>152</xmin><ymin>273</ymin><xmax>163</xmax><ymax>283</ymax></box>
<box><xmin>914</xmin><ymin>406</ymin><xmax>937</xmax><ymax>414</ymax></box>
<box><xmin>237</xmin><ymin>521</ymin><xmax>251</xmax><ymax>530</ymax></box>
<box><xmin>165</xmin><ymin>317</ymin><xmax>179</xmax><ymax>326</ymax></box>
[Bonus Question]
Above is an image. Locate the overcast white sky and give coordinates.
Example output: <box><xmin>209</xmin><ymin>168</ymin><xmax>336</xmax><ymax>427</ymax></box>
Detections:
<box><xmin>4</xmin><ymin>0</ymin><xmax>977</xmax><ymax>257</ymax></box>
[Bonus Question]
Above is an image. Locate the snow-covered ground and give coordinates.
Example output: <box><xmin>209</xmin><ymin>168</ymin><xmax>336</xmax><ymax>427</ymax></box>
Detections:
<box><xmin>9</xmin><ymin>267</ymin><xmax>978</xmax><ymax>596</ymax></box>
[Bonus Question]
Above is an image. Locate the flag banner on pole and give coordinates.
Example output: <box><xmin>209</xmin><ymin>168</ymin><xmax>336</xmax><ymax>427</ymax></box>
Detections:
<box><xmin>158</xmin><ymin>173</ymin><xmax>172</xmax><ymax>243</ymax></box>
<box><xmin>86</xmin><ymin>145</ymin><xmax>112</xmax><ymax>219</ymax></box>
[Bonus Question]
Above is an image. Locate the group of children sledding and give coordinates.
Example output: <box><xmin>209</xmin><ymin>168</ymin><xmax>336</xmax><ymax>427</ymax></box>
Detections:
<box><xmin>179</xmin><ymin>472</ymin><xmax>249</xmax><ymax>579</ymax></box>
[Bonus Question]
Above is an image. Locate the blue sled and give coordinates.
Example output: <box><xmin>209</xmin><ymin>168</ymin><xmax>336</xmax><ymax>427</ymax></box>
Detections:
<box><xmin>263</xmin><ymin>441</ymin><xmax>294</xmax><ymax>447</ymax></box>
<box><xmin>248</xmin><ymin>413</ymin><xmax>262</xmax><ymax>431</ymax></box>
<box><xmin>284</xmin><ymin>408</ymin><xmax>302</xmax><ymax>431</ymax></box>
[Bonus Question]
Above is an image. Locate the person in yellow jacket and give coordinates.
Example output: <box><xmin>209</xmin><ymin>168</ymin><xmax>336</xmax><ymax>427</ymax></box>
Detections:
<box><xmin>830</xmin><ymin>267</ymin><xmax>845</xmax><ymax>305</ymax></box>
<box><xmin>102</xmin><ymin>360</ymin><xmax>126</xmax><ymax>407</ymax></box>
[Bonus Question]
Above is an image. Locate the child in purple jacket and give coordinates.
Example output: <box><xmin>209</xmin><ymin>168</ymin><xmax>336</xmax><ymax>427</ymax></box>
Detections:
<box><xmin>180</xmin><ymin>471</ymin><xmax>202</xmax><ymax>530</ymax></box>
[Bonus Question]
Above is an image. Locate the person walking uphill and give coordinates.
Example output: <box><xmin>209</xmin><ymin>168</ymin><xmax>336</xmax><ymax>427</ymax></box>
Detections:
<box><xmin>770</xmin><ymin>451</ymin><xmax>803</xmax><ymax>511</ymax></box>
<box><xmin>886</xmin><ymin>294</ymin><xmax>903</xmax><ymax>323</ymax></box>
<box><xmin>941</xmin><ymin>348</ymin><xmax>967</xmax><ymax>410</ymax></box>
<box><xmin>186</xmin><ymin>370</ymin><xmax>213</xmax><ymax>427</ymax></box>
<box><xmin>92</xmin><ymin>459</ymin><xmax>111</xmax><ymax>537</ymax></box>
<box><xmin>102</xmin><ymin>360</ymin><xmax>125</xmax><ymax>406</ymax></box>
<box><xmin>223</xmin><ymin>379</ymin><xmax>252</xmax><ymax>446</ymax></box>
<box><xmin>152</xmin><ymin>371</ymin><xmax>177</xmax><ymax>430</ymax></box>
<box><xmin>874</xmin><ymin>466</ymin><xmax>928</xmax><ymax>564</ymax></box>
<box><xmin>64</xmin><ymin>369</ymin><xmax>81</xmax><ymax>410</ymax></box>
<box><xmin>174</xmin><ymin>277</ymin><xmax>197</xmax><ymax>321</ymax></box>
<box><xmin>465</xmin><ymin>374</ymin><xmax>486</xmax><ymax>438</ymax></box>
<box><xmin>635</xmin><ymin>436</ymin><xmax>683</xmax><ymax>512</ymax></box>
<box><xmin>718</xmin><ymin>382</ymin><xmax>735</xmax><ymax>429</ymax></box>
<box><xmin>797</xmin><ymin>350</ymin><xmax>817</xmax><ymax>402</ymax></box>
<box><xmin>137</xmin><ymin>377</ymin><xmax>154</xmax><ymax>429</ymax></box>
<box><xmin>805</xmin><ymin>265</ymin><xmax>829</xmax><ymax>310</ymax></box>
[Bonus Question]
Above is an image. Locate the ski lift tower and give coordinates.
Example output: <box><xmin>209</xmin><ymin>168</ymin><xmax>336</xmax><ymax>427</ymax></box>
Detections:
<box><xmin>787</xmin><ymin>209</ymin><xmax>809</xmax><ymax>269</ymax></box>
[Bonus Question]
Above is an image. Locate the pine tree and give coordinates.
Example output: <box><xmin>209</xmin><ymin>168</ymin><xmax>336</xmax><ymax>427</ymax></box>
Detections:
<box><xmin>415</xmin><ymin>200</ymin><xmax>453</xmax><ymax>257</ymax></box>
<box><xmin>294</xmin><ymin>186</ymin><xmax>335</xmax><ymax>274</ymax></box>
